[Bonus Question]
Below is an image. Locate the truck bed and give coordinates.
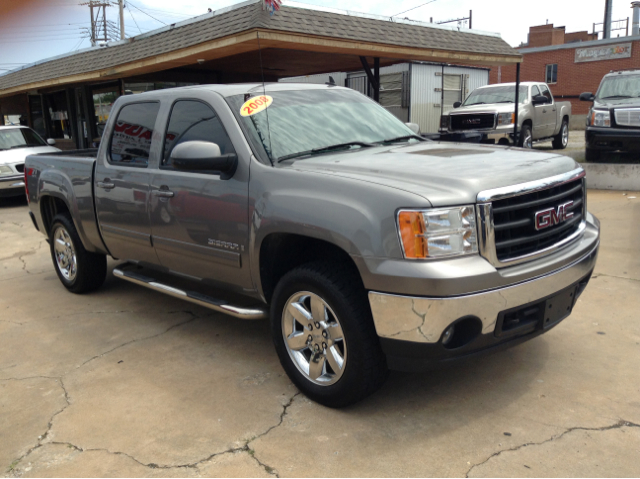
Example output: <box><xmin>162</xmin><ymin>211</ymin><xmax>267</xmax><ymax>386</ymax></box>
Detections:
<box><xmin>25</xmin><ymin>149</ymin><xmax>108</xmax><ymax>255</ymax></box>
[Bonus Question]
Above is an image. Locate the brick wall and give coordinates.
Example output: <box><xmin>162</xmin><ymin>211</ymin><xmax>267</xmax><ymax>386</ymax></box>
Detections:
<box><xmin>489</xmin><ymin>40</ymin><xmax>640</xmax><ymax>115</ymax></box>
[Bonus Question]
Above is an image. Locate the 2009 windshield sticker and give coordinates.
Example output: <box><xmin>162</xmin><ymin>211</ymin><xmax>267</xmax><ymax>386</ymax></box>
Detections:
<box><xmin>240</xmin><ymin>95</ymin><xmax>273</xmax><ymax>117</ymax></box>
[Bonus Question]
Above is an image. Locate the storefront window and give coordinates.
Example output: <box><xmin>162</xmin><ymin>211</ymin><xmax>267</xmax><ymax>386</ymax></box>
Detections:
<box><xmin>93</xmin><ymin>86</ymin><xmax>121</xmax><ymax>138</ymax></box>
<box><xmin>46</xmin><ymin>91</ymin><xmax>71</xmax><ymax>140</ymax></box>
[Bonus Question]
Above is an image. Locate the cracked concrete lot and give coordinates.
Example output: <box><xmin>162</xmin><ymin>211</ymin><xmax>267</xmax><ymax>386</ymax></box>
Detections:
<box><xmin>1</xmin><ymin>190</ymin><xmax>639</xmax><ymax>477</ymax></box>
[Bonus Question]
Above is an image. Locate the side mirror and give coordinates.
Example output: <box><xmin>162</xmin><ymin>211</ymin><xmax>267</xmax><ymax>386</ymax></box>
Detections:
<box><xmin>47</xmin><ymin>138</ymin><xmax>56</xmax><ymax>145</ymax></box>
<box><xmin>405</xmin><ymin>122</ymin><xmax>420</xmax><ymax>134</ymax></box>
<box><xmin>170</xmin><ymin>141</ymin><xmax>238</xmax><ymax>179</ymax></box>
<box><xmin>532</xmin><ymin>95</ymin><xmax>548</xmax><ymax>105</ymax></box>
<box><xmin>453</xmin><ymin>101</ymin><xmax>462</xmax><ymax>108</ymax></box>
<box><xmin>579</xmin><ymin>92</ymin><xmax>595</xmax><ymax>102</ymax></box>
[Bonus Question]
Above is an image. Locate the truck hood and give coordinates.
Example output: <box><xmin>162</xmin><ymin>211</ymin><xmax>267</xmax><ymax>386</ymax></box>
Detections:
<box><xmin>0</xmin><ymin>145</ymin><xmax>60</xmax><ymax>165</ymax></box>
<box><xmin>593</xmin><ymin>97</ymin><xmax>640</xmax><ymax>109</ymax></box>
<box><xmin>450</xmin><ymin>102</ymin><xmax>525</xmax><ymax>114</ymax></box>
<box><xmin>290</xmin><ymin>142</ymin><xmax>579</xmax><ymax>206</ymax></box>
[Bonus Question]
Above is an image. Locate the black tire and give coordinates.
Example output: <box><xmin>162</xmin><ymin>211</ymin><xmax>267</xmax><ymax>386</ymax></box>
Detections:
<box><xmin>49</xmin><ymin>213</ymin><xmax>107</xmax><ymax>294</ymax></box>
<box><xmin>585</xmin><ymin>148</ymin><xmax>602</xmax><ymax>162</ymax></box>
<box><xmin>518</xmin><ymin>123</ymin><xmax>533</xmax><ymax>148</ymax></box>
<box><xmin>270</xmin><ymin>262</ymin><xmax>388</xmax><ymax>408</ymax></box>
<box><xmin>552</xmin><ymin>119</ymin><xmax>569</xmax><ymax>149</ymax></box>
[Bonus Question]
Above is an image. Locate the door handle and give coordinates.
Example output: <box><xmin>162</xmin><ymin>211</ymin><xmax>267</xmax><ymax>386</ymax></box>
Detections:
<box><xmin>152</xmin><ymin>189</ymin><xmax>174</xmax><ymax>198</ymax></box>
<box><xmin>97</xmin><ymin>180</ymin><xmax>115</xmax><ymax>190</ymax></box>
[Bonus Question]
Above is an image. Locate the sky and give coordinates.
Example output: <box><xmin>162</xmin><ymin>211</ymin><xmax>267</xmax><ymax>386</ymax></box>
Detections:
<box><xmin>0</xmin><ymin>0</ymin><xmax>636</xmax><ymax>73</ymax></box>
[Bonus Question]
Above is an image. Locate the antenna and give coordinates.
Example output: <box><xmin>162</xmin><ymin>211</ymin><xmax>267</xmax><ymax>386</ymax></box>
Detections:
<box><xmin>256</xmin><ymin>31</ymin><xmax>274</xmax><ymax>165</ymax></box>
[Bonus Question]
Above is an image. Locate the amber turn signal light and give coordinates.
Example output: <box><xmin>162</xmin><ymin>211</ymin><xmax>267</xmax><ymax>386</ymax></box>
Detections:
<box><xmin>398</xmin><ymin>211</ymin><xmax>427</xmax><ymax>259</ymax></box>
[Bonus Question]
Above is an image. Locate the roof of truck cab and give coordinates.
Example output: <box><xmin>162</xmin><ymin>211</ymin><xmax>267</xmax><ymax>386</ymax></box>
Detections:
<box><xmin>476</xmin><ymin>82</ymin><xmax>541</xmax><ymax>89</ymax></box>
<box><xmin>133</xmin><ymin>82</ymin><xmax>344</xmax><ymax>98</ymax></box>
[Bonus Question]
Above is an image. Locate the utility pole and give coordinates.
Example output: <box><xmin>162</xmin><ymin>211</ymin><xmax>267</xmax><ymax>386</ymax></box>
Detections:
<box><xmin>81</xmin><ymin>1</ymin><xmax>112</xmax><ymax>46</ymax></box>
<box><xmin>604</xmin><ymin>0</ymin><xmax>613</xmax><ymax>39</ymax></box>
<box><xmin>119</xmin><ymin>0</ymin><xmax>125</xmax><ymax>40</ymax></box>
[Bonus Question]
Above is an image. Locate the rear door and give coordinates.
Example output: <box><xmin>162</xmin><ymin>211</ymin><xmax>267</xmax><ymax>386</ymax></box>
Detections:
<box><xmin>94</xmin><ymin>101</ymin><xmax>160</xmax><ymax>264</ymax></box>
<box><xmin>149</xmin><ymin>96</ymin><xmax>252</xmax><ymax>291</ymax></box>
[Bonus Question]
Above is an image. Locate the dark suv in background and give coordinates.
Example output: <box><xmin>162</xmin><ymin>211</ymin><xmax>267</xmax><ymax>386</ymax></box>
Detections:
<box><xmin>580</xmin><ymin>70</ymin><xmax>640</xmax><ymax>162</ymax></box>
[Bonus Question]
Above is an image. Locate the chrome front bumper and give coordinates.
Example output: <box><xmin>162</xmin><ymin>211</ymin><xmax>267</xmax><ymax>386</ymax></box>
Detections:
<box><xmin>0</xmin><ymin>174</ymin><xmax>25</xmax><ymax>193</ymax></box>
<box><xmin>368</xmin><ymin>241</ymin><xmax>599</xmax><ymax>344</ymax></box>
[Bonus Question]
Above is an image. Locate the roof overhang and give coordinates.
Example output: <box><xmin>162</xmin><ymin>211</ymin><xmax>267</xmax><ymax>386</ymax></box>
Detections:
<box><xmin>0</xmin><ymin>2</ymin><xmax>522</xmax><ymax>98</ymax></box>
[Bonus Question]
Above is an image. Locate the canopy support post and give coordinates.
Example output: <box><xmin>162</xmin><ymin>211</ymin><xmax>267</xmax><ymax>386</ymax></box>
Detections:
<box><xmin>359</xmin><ymin>56</ymin><xmax>381</xmax><ymax>102</ymax></box>
<box><xmin>514</xmin><ymin>62</ymin><xmax>521</xmax><ymax>146</ymax></box>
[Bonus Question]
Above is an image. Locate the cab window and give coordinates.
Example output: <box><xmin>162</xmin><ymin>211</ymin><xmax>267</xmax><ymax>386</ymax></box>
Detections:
<box><xmin>162</xmin><ymin>100</ymin><xmax>235</xmax><ymax>171</ymax></box>
<box><xmin>108</xmin><ymin>102</ymin><xmax>160</xmax><ymax>167</ymax></box>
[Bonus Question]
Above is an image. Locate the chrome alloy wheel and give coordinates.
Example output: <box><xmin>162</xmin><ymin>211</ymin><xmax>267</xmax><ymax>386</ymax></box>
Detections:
<box><xmin>282</xmin><ymin>292</ymin><xmax>347</xmax><ymax>386</ymax></box>
<box><xmin>562</xmin><ymin>123</ymin><xmax>569</xmax><ymax>147</ymax></box>
<box><xmin>53</xmin><ymin>226</ymin><xmax>77</xmax><ymax>281</ymax></box>
<box><xmin>522</xmin><ymin>130</ymin><xmax>533</xmax><ymax>148</ymax></box>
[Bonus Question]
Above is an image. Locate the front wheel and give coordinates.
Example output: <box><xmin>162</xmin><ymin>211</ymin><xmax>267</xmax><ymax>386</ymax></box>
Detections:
<box><xmin>552</xmin><ymin>119</ymin><xmax>569</xmax><ymax>149</ymax></box>
<box><xmin>270</xmin><ymin>262</ymin><xmax>388</xmax><ymax>408</ymax></box>
<box><xmin>50</xmin><ymin>213</ymin><xmax>107</xmax><ymax>293</ymax></box>
<box><xmin>518</xmin><ymin>124</ymin><xmax>533</xmax><ymax>148</ymax></box>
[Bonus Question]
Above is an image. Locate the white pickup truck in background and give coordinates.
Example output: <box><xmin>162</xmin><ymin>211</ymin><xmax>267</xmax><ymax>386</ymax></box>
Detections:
<box><xmin>440</xmin><ymin>82</ymin><xmax>572</xmax><ymax>149</ymax></box>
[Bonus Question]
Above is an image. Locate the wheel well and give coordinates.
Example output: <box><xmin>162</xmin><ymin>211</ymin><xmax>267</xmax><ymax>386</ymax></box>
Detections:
<box><xmin>522</xmin><ymin>119</ymin><xmax>532</xmax><ymax>128</ymax></box>
<box><xmin>259</xmin><ymin>234</ymin><xmax>362</xmax><ymax>303</ymax></box>
<box><xmin>563</xmin><ymin>115</ymin><xmax>569</xmax><ymax>124</ymax></box>
<box><xmin>40</xmin><ymin>196</ymin><xmax>70</xmax><ymax>236</ymax></box>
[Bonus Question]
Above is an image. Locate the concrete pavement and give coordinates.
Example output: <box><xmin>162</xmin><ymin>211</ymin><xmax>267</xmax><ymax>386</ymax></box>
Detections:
<box><xmin>1</xmin><ymin>191</ymin><xmax>639</xmax><ymax>477</ymax></box>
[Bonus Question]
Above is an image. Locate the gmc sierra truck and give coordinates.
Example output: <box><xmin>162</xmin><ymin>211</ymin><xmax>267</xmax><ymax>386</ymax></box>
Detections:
<box><xmin>25</xmin><ymin>83</ymin><xmax>599</xmax><ymax>407</ymax></box>
<box><xmin>441</xmin><ymin>82</ymin><xmax>572</xmax><ymax>149</ymax></box>
<box><xmin>580</xmin><ymin>69</ymin><xmax>640</xmax><ymax>161</ymax></box>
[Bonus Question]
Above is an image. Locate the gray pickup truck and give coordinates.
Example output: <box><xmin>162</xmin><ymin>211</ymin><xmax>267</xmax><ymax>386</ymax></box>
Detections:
<box><xmin>25</xmin><ymin>83</ymin><xmax>599</xmax><ymax>407</ymax></box>
<box><xmin>442</xmin><ymin>82</ymin><xmax>572</xmax><ymax>149</ymax></box>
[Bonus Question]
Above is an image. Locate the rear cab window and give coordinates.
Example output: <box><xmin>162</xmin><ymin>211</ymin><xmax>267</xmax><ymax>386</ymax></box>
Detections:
<box><xmin>108</xmin><ymin>102</ymin><xmax>160</xmax><ymax>167</ymax></box>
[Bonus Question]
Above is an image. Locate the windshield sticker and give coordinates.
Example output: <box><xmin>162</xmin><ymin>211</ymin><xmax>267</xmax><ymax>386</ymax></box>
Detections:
<box><xmin>240</xmin><ymin>95</ymin><xmax>273</xmax><ymax>117</ymax></box>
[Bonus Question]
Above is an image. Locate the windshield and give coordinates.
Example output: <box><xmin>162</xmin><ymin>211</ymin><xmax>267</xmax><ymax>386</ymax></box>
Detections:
<box><xmin>597</xmin><ymin>74</ymin><xmax>640</xmax><ymax>99</ymax></box>
<box><xmin>226</xmin><ymin>89</ymin><xmax>417</xmax><ymax>162</ymax></box>
<box><xmin>462</xmin><ymin>85</ymin><xmax>528</xmax><ymax>106</ymax></box>
<box><xmin>0</xmin><ymin>127</ymin><xmax>47</xmax><ymax>151</ymax></box>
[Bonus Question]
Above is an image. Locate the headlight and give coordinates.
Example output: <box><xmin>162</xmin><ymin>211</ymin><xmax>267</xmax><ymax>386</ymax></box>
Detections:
<box><xmin>591</xmin><ymin>110</ymin><xmax>611</xmax><ymax>127</ymax></box>
<box><xmin>0</xmin><ymin>165</ymin><xmax>14</xmax><ymax>176</ymax></box>
<box><xmin>398</xmin><ymin>206</ymin><xmax>478</xmax><ymax>259</ymax></box>
<box><xmin>440</xmin><ymin>115</ymin><xmax>450</xmax><ymax>129</ymax></box>
<box><xmin>497</xmin><ymin>112</ymin><xmax>515</xmax><ymax>126</ymax></box>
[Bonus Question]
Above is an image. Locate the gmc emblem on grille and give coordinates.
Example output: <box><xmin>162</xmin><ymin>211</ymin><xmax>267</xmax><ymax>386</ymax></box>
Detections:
<box><xmin>534</xmin><ymin>201</ymin><xmax>574</xmax><ymax>231</ymax></box>
<box><xmin>463</xmin><ymin>119</ymin><xmax>481</xmax><ymax>125</ymax></box>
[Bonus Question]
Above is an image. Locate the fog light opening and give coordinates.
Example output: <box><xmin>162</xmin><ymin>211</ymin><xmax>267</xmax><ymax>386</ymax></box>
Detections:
<box><xmin>442</xmin><ymin>325</ymin><xmax>455</xmax><ymax>345</ymax></box>
<box><xmin>441</xmin><ymin>316</ymin><xmax>482</xmax><ymax>350</ymax></box>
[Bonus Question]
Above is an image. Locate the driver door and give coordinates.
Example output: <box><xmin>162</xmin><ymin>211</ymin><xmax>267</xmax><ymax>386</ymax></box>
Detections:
<box><xmin>149</xmin><ymin>98</ymin><xmax>253</xmax><ymax>292</ymax></box>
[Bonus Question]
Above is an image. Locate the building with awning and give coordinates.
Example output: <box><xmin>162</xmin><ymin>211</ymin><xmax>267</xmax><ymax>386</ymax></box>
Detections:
<box><xmin>0</xmin><ymin>0</ymin><xmax>522</xmax><ymax>149</ymax></box>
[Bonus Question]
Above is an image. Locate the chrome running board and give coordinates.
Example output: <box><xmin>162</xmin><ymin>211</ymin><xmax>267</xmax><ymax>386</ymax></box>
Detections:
<box><xmin>113</xmin><ymin>265</ymin><xmax>268</xmax><ymax>320</ymax></box>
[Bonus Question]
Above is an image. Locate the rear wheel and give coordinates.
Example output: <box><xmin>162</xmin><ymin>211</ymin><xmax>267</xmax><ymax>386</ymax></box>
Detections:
<box><xmin>270</xmin><ymin>262</ymin><xmax>388</xmax><ymax>408</ymax></box>
<box><xmin>518</xmin><ymin>124</ymin><xmax>533</xmax><ymax>148</ymax></box>
<box><xmin>50</xmin><ymin>213</ymin><xmax>107</xmax><ymax>293</ymax></box>
<box><xmin>552</xmin><ymin>119</ymin><xmax>569</xmax><ymax>149</ymax></box>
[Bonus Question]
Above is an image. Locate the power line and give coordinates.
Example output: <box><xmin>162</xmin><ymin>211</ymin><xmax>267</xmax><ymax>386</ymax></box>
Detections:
<box><xmin>391</xmin><ymin>0</ymin><xmax>438</xmax><ymax>18</ymax></box>
<box><xmin>126</xmin><ymin>0</ymin><xmax>168</xmax><ymax>25</ymax></box>
<box><xmin>137</xmin><ymin>6</ymin><xmax>193</xmax><ymax>18</ymax></box>
<box><xmin>126</xmin><ymin>2</ymin><xmax>143</xmax><ymax>33</ymax></box>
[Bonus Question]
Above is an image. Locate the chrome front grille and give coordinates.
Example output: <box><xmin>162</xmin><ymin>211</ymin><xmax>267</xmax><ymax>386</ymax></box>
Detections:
<box><xmin>614</xmin><ymin>108</ymin><xmax>640</xmax><ymax>127</ymax></box>
<box><xmin>450</xmin><ymin>113</ymin><xmax>496</xmax><ymax>131</ymax></box>
<box><xmin>477</xmin><ymin>169</ymin><xmax>587</xmax><ymax>268</ymax></box>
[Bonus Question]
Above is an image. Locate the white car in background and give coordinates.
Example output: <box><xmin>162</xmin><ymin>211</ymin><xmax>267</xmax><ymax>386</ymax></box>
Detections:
<box><xmin>0</xmin><ymin>126</ymin><xmax>60</xmax><ymax>198</ymax></box>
